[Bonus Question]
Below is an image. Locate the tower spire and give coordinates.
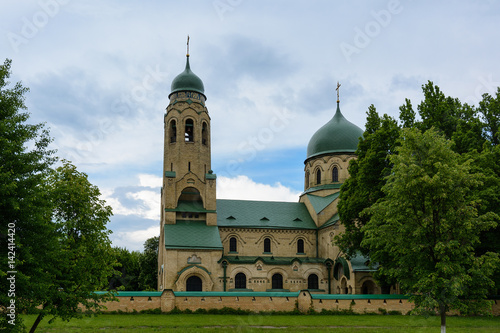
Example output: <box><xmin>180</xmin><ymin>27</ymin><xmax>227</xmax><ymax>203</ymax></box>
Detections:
<box><xmin>336</xmin><ymin>81</ymin><xmax>341</xmax><ymax>104</ymax></box>
<box><xmin>186</xmin><ymin>35</ymin><xmax>190</xmax><ymax>57</ymax></box>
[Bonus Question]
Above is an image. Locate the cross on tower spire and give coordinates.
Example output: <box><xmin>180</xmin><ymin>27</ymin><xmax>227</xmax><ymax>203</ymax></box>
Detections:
<box><xmin>336</xmin><ymin>81</ymin><xmax>341</xmax><ymax>104</ymax></box>
<box><xmin>187</xmin><ymin>35</ymin><xmax>190</xmax><ymax>57</ymax></box>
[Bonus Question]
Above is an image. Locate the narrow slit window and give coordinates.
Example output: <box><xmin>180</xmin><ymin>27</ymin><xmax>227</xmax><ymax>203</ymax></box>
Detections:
<box><xmin>316</xmin><ymin>169</ymin><xmax>321</xmax><ymax>185</ymax></box>
<box><xmin>170</xmin><ymin>120</ymin><xmax>177</xmax><ymax>143</ymax></box>
<box><xmin>202</xmin><ymin>122</ymin><xmax>208</xmax><ymax>145</ymax></box>
<box><xmin>185</xmin><ymin>119</ymin><xmax>194</xmax><ymax>142</ymax></box>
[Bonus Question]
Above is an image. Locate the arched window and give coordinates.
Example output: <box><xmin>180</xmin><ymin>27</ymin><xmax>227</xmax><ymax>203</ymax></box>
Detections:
<box><xmin>272</xmin><ymin>273</ymin><xmax>283</xmax><ymax>289</ymax></box>
<box><xmin>316</xmin><ymin>169</ymin><xmax>321</xmax><ymax>185</ymax></box>
<box><xmin>235</xmin><ymin>273</ymin><xmax>246</xmax><ymax>289</ymax></box>
<box><xmin>297</xmin><ymin>239</ymin><xmax>304</xmax><ymax>254</ymax></box>
<box><xmin>332</xmin><ymin>166</ymin><xmax>339</xmax><ymax>182</ymax></box>
<box><xmin>185</xmin><ymin>119</ymin><xmax>194</xmax><ymax>142</ymax></box>
<box><xmin>305</xmin><ymin>171</ymin><xmax>309</xmax><ymax>188</ymax></box>
<box><xmin>263</xmin><ymin>238</ymin><xmax>271</xmax><ymax>253</ymax></box>
<box><xmin>186</xmin><ymin>276</ymin><xmax>202</xmax><ymax>291</ymax></box>
<box><xmin>308</xmin><ymin>274</ymin><xmax>319</xmax><ymax>290</ymax></box>
<box><xmin>229</xmin><ymin>237</ymin><xmax>237</xmax><ymax>252</ymax></box>
<box><xmin>202</xmin><ymin>122</ymin><xmax>208</xmax><ymax>145</ymax></box>
<box><xmin>170</xmin><ymin>120</ymin><xmax>177</xmax><ymax>143</ymax></box>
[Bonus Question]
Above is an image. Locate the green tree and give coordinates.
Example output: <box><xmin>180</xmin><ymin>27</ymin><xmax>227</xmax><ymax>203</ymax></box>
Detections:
<box><xmin>336</xmin><ymin>105</ymin><xmax>400</xmax><ymax>259</ymax></box>
<box><xmin>138</xmin><ymin>236</ymin><xmax>159</xmax><ymax>291</ymax></box>
<box><xmin>108</xmin><ymin>247</ymin><xmax>141</xmax><ymax>291</ymax></box>
<box><xmin>478</xmin><ymin>88</ymin><xmax>500</xmax><ymax>146</ymax></box>
<box><xmin>362</xmin><ymin>128</ymin><xmax>499</xmax><ymax>332</ymax></box>
<box><xmin>1</xmin><ymin>59</ymin><xmax>56</xmax><ymax>332</ymax></box>
<box><xmin>417</xmin><ymin>81</ymin><xmax>461</xmax><ymax>139</ymax></box>
<box><xmin>28</xmin><ymin>161</ymin><xmax>116</xmax><ymax>332</ymax></box>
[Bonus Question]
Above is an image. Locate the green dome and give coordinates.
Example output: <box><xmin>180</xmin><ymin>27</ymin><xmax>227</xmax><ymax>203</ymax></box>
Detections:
<box><xmin>306</xmin><ymin>104</ymin><xmax>363</xmax><ymax>160</ymax></box>
<box><xmin>170</xmin><ymin>56</ymin><xmax>205</xmax><ymax>97</ymax></box>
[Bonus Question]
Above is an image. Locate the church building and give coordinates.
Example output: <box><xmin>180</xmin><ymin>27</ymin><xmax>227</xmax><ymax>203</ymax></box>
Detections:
<box><xmin>157</xmin><ymin>49</ymin><xmax>384</xmax><ymax>295</ymax></box>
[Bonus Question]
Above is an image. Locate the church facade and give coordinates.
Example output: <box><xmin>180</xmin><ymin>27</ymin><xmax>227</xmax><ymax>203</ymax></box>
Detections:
<box><xmin>157</xmin><ymin>51</ymin><xmax>385</xmax><ymax>295</ymax></box>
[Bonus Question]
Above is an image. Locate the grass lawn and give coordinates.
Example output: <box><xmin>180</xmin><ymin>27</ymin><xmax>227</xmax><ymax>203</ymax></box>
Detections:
<box><xmin>21</xmin><ymin>313</ymin><xmax>500</xmax><ymax>332</ymax></box>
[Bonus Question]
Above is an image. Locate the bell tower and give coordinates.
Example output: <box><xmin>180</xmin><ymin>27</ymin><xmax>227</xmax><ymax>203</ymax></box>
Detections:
<box><xmin>160</xmin><ymin>46</ymin><xmax>217</xmax><ymax>228</ymax></box>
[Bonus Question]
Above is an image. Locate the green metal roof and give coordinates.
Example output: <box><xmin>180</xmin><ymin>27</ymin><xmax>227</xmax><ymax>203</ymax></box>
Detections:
<box><xmin>219</xmin><ymin>255</ymin><xmax>328</xmax><ymax>265</ymax></box>
<box><xmin>94</xmin><ymin>291</ymin><xmax>162</xmax><ymax>297</ymax></box>
<box><xmin>311</xmin><ymin>294</ymin><xmax>409</xmax><ymax>300</ymax></box>
<box><xmin>216</xmin><ymin>199</ymin><xmax>317</xmax><ymax>229</ymax></box>
<box><xmin>306</xmin><ymin>103</ymin><xmax>363</xmax><ymax>161</ymax></box>
<box><xmin>319</xmin><ymin>213</ymin><xmax>339</xmax><ymax>229</ymax></box>
<box><xmin>350</xmin><ymin>253</ymin><xmax>378</xmax><ymax>271</ymax></box>
<box><xmin>164</xmin><ymin>220</ymin><xmax>222</xmax><ymax>250</ymax></box>
<box><xmin>170</xmin><ymin>56</ymin><xmax>205</xmax><ymax>97</ymax></box>
<box><xmin>306</xmin><ymin>192</ymin><xmax>340</xmax><ymax>214</ymax></box>
<box><xmin>333</xmin><ymin>257</ymin><xmax>350</xmax><ymax>280</ymax></box>
<box><xmin>302</xmin><ymin>183</ymin><xmax>342</xmax><ymax>195</ymax></box>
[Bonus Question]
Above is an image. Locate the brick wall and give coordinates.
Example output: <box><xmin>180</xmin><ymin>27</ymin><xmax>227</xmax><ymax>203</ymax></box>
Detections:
<box><xmin>97</xmin><ymin>290</ymin><xmax>499</xmax><ymax>315</ymax></box>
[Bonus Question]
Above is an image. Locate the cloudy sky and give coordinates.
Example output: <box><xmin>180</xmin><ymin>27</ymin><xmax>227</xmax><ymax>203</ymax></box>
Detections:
<box><xmin>2</xmin><ymin>0</ymin><xmax>499</xmax><ymax>251</ymax></box>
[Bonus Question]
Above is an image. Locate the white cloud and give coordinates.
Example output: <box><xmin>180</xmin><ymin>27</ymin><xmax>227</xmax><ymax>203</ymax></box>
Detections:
<box><xmin>113</xmin><ymin>225</ymin><xmax>160</xmax><ymax>251</ymax></box>
<box><xmin>101</xmin><ymin>174</ymin><xmax>161</xmax><ymax>220</ymax></box>
<box><xmin>127</xmin><ymin>190</ymin><xmax>160</xmax><ymax>220</ymax></box>
<box><xmin>217</xmin><ymin>175</ymin><xmax>301</xmax><ymax>202</ymax></box>
<box><xmin>138</xmin><ymin>174</ymin><xmax>162</xmax><ymax>188</ymax></box>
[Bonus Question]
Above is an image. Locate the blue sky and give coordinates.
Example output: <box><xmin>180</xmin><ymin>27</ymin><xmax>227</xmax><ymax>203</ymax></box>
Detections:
<box><xmin>2</xmin><ymin>0</ymin><xmax>500</xmax><ymax>251</ymax></box>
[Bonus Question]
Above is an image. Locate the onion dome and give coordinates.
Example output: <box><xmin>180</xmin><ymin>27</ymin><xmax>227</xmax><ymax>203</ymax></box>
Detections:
<box><xmin>169</xmin><ymin>55</ymin><xmax>205</xmax><ymax>98</ymax></box>
<box><xmin>306</xmin><ymin>103</ymin><xmax>363</xmax><ymax>161</ymax></box>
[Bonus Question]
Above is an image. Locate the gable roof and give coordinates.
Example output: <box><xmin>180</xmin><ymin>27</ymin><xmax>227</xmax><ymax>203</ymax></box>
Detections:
<box><xmin>164</xmin><ymin>220</ymin><xmax>222</xmax><ymax>250</ymax></box>
<box><xmin>306</xmin><ymin>192</ymin><xmax>340</xmax><ymax>214</ymax></box>
<box><xmin>216</xmin><ymin>199</ymin><xmax>316</xmax><ymax>229</ymax></box>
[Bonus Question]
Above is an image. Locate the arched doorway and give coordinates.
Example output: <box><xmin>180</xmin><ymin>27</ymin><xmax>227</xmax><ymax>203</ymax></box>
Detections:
<box><xmin>235</xmin><ymin>273</ymin><xmax>246</xmax><ymax>289</ymax></box>
<box><xmin>272</xmin><ymin>273</ymin><xmax>283</xmax><ymax>289</ymax></box>
<box><xmin>361</xmin><ymin>280</ymin><xmax>376</xmax><ymax>294</ymax></box>
<box><xmin>186</xmin><ymin>275</ymin><xmax>202</xmax><ymax>291</ymax></box>
<box><xmin>307</xmin><ymin>274</ymin><xmax>319</xmax><ymax>290</ymax></box>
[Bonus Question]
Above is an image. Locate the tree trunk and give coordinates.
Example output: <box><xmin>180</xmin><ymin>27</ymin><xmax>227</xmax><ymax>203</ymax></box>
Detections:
<box><xmin>440</xmin><ymin>306</ymin><xmax>446</xmax><ymax>333</ymax></box>
<box><xmin>29</xmin><ymin>311</ymin><xmax>45</xmax><ymax>333</ymax></box>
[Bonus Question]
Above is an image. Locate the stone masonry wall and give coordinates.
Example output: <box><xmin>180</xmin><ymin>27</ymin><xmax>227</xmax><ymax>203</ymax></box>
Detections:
<box><xmin>97</xmin><ymin>290</ymin><xmax>499</xmax><ymax>315</ymax></box>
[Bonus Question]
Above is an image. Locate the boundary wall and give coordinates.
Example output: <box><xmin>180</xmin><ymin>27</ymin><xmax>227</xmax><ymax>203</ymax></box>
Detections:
<box><xmin>93</xmin><ymin>291</ymin><xmax>500</xmax><ymax>315</ymax></box>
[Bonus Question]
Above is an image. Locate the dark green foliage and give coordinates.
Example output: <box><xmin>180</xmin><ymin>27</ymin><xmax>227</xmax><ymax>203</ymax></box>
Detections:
<box><xmin>336</xmin><ymin>105</ymin><xmax>400</xmax><ymax>258</ymax></box>
<box><xmin>417</xmin><ymin>81</ymin><xmax>461</xmax><ymax>139</ymax></box>
<box><xmin>108</xmin><ymin>247</ymin><xmax>141</xmax><ymax>291</ymax></box>
<box><xmin>138</xmin><ymin>236</ymin><xmax>159</xmax><ymax>291</ymax></box>
<box><xmin>107</xmin><ymin>236</ymin><xmax>159</xmax><ymax>291</ymax></box>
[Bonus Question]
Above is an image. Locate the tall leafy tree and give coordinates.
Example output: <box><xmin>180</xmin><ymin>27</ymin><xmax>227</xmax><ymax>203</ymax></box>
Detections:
<box><xmin>0</xmin><ymin>59</ymin><xmax>116</xmax><ymax>332</ymax></box>
<box><xmin>29</xmin><ymin>161</ymin><xmax>116</xmax><ymax>332</ymax></box>
<box><xmin>138</xmin><ymin>236</ymin><xmax>159</xmax><ymax>291</ymax></box>
<box><xmin>362</xmin><ymin>128</ymin><xmax>499</xmax><ymax>333</ymax></box>
<box><xmin>1</xmin><ymin>59</ymin><xmax>56</xmax><ymax>332</ymax></box>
